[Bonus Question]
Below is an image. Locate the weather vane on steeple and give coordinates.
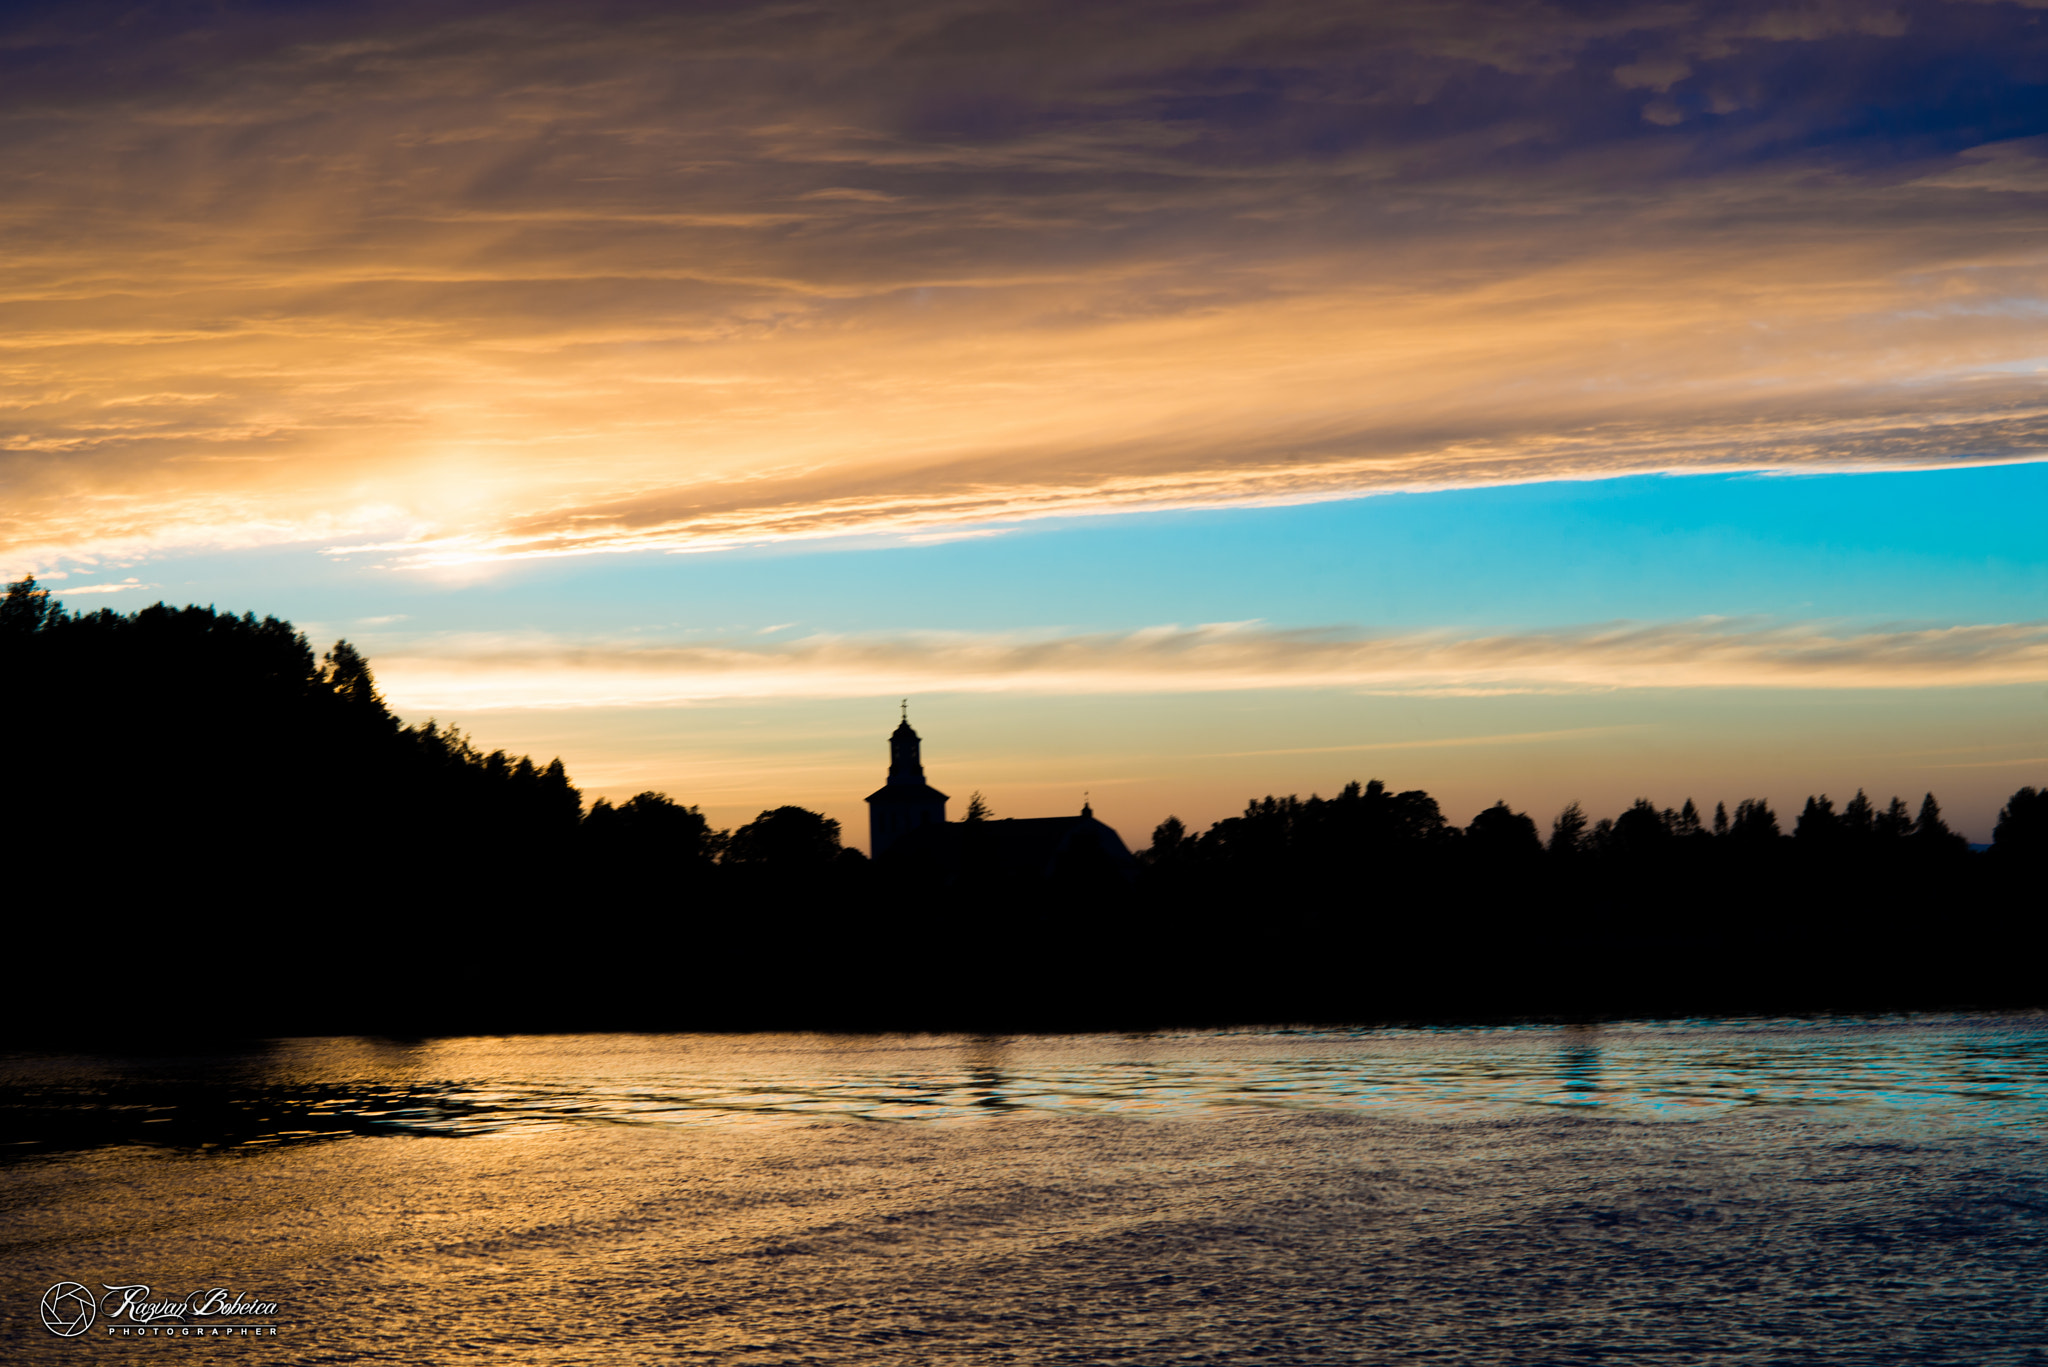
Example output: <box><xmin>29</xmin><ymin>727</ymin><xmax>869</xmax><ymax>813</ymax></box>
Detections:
<box><xmin>901</xmin><ymin>698</ymin><xmax>908</xmax><ymax>722</ymax></box>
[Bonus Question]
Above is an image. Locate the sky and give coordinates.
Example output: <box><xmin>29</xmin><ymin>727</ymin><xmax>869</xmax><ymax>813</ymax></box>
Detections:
<box><xmin>4</xmin><ymin>0</ymin><xmax>2045</xmax><ymax>845</ymax></box>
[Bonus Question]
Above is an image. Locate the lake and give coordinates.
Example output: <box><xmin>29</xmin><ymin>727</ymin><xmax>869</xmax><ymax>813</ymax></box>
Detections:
<box><xmin>4</xmin><ymin>1016</ymin><xmax>2047</xmax><ymax>1363</ymax></box>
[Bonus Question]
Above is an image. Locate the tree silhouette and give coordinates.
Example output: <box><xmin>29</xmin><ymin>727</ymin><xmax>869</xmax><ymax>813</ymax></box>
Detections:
<box><xmin>1992</xmin><ymin>787</ymin><xmax>2046</xmax><ymax>862</ymax></box>
<box><xmin>726</xmin><ymin>806</ymin><xmax>842</xmax><ymax>869</ymax></box>
<box><xmin>1794</xmin><ymin>795</ymin><xmax>1841</xmax><ymax>845</ymax></box>
<box><xmin>1913</xmin><ymin>792</ymin><xmax>1969</xmax><ymax>857</ymax></box>
<box><xmin>1143</xmin><ymin>815</ymin><xmax>1190</xmax><ymax>864</ymax></box>
<box><xmin>1675</xmin><ymin>798</ymin><xmax>1704</xmax><ymax>837</ymax></box>
<box><xmin>1548</xmin><ymin>801</ymin><xmax>1588</xmax><ymax>857</ymax></box>
<box><xmin>1611</xmin><ymin>798</ymin><xmax>1674</xmax><ymax>855</ymax></box>
<box><xmin>1729</xmin><ymin>798</ymin><xmax>1780</xmax><ymax>843</ymax></box>
<box><xmin>1842</xmin><ymin>790</ymin><xmax>1876</xmax><ymax>840</ymax></box>
<box><xmin>587</xmin><ymin>791</ymin><xmax>722</xmax><ymax>864</ymax></box>
<box><xmin>322</xmin><ymin>639</ymin><xmax>386</xmax><ymax>716</ymax></box>
<box><xmin>1467</xmin><ymin>800</ymin><xmax>1542</xmax><ymax>860</ymax></box>
<box><xmin>1</xmin><ymin>576</ymin><xmax>59</xmax><ymax>635</ymax></box>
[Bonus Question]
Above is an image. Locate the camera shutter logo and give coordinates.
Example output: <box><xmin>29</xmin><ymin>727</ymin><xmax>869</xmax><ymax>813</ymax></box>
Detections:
<box><xmin>40</xmin><ymin>1281</ymin><xmax>97</xmax><ymax>1337</ymax></box>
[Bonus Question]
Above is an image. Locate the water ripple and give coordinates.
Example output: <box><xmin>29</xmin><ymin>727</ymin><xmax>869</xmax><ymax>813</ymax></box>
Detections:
<box><xmin>5</xmin><ymin>1014</ymin><xmax>2045</xmax><ymax>1155</ymax></box>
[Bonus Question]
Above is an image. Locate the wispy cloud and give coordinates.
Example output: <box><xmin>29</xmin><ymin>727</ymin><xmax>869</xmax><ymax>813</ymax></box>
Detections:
<box><xmin>1189</xmin><ymin>727</ymin><xmax>1649</xmax><ymax>759</ymax></box>
<box><xmin>1928</xmin><ymin>755</ymin><xmax>2048</xmax><ymax>770</ymax></box>
<box><xmin>368</xmin><ymin>618</ymin><xmax>2048</xmax><ymax>711</ymax></box>
<box><xmin>6</xmin><ymin>1</ymin><xmax>2048</xmax><ymax>571</ymax></box>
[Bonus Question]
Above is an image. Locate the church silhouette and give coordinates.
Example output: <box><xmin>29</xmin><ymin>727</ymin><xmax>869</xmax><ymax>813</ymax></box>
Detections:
<box><xmin>865</xmin><ymin>707</ymin><xmax>951</xmax><ymax>856</ymax></box>
<box><xmin>866</xmin><ymin>709</ymin><xmax>1137</xmax><ymax>882</ymax></box>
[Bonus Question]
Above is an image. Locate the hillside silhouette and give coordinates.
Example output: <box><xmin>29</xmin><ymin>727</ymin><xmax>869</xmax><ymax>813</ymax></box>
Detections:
<box><xmin>4</xmin><ymin>577</ymin><xmax>2041</xmax><ymax>1038</ymax></box>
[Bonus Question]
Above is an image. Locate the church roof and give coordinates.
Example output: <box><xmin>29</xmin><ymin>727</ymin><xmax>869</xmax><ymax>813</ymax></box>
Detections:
<box><xmin>881</xmin><ymin>812</ymin><xmax>1135</xmax><ymax>881</ymax></box>
<box><xmin>867</xmin><ymin>781</ymin><xmax>950</xmax><ymax>804</ymax></box>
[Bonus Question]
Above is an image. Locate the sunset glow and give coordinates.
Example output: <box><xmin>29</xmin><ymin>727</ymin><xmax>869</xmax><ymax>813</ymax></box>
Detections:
<box><xmin>6</xmin><ymin>0</ymin><xmax>2045</xmax><ymax>844</ymax></box>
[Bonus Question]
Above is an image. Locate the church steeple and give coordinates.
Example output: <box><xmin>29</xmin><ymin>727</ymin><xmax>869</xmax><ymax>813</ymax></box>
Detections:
<box><xmin>888</xmin><ymin>713</ymin><xmax>927</xmax><ymax>786</ymax></box>
<box><xmin>866</xmin><ymin>703</ymin><xmax>948</xmax><ymax>857</ymax></box>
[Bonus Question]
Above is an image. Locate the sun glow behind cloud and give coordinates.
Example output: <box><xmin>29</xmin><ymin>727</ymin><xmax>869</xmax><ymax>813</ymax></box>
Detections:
<box><xmin>6</xmin><ymin>1</ymin><xmax>2048</xmax><ymax>575</ymax></box>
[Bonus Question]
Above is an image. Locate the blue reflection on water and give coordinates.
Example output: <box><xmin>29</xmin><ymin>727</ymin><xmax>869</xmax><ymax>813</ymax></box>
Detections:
<box><xmin>419</xmin><ymin>1016</ymin><xmax>2048</xmax><ymax>1133</ymax></box>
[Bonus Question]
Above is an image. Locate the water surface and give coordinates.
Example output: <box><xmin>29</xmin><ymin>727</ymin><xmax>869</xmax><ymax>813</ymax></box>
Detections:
<box><xmin>3</xmin><ymin>1016</ymin><xmax>2045</xmax><ymax>1363</ymax></box>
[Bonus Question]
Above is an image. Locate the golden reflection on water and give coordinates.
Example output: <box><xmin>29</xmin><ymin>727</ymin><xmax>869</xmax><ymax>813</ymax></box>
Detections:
<box><xmin>4</xmin><ymin>1018</ymin><xmax>2048</xmax><ymax>1365</ymax></box>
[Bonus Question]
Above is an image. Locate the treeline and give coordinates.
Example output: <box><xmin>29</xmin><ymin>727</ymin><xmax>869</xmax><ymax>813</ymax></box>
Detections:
<box><xmin>1</xmin><ymin>577</ymin><xmax>867</xmax><ymax>895</ymax></box>
<box><xmin>3</xmin><ymin>578</ymin><xmax>2042</xmax><ymax>1036</ymax></box>
<box><xmin>1141</xmin><ymin>779</ymin><xmax>2032</xmax><ymax>880</ymax></box>
<box><xmin>3</xmin><ymin>577</ymin><xmax>583</xmax><ymax>888</ymax></box>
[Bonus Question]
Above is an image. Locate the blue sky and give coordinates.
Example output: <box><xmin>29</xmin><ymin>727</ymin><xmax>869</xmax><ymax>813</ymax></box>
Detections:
<box><xmin>104</xmin><ymin>461</ymin><xmax>2048</xmax><ymax>642</ymax></box>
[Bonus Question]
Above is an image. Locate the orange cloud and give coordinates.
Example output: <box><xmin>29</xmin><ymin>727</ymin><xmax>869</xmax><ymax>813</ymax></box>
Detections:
<box><xmin>5</xmin><ymin>3</ymin><xmax>2048</xmax><ymax>573</ymax></box>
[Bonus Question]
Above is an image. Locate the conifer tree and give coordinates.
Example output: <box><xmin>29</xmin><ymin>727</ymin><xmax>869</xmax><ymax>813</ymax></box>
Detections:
<box><xmin>322</xmin><ymin>639</ymin><xmax>390</xmax><ymax>724</ymax></box>
<box><xmin>1914</xmin><ymin>792</ymin><xmax>1949</xmax><ymax>839</ymax></box>
<box><xmin>1548</xmin><ymin>801</ymin><xmax>1588</xmax><ymax>856</ymax></box>
<box><xmin>1795</xmin><ymin>795</ymin><xmax>1839</xmax><ymax>842</ymax></box>
<box><xmin>1730</xmin><ymin>798</ymin><xmax>1780</xmax><ymax>842</ymax></box>
<box><xmin>1676</xmin><ymin>798</ymin><xmax>1703</xmax><ymax>837</ymax></box>
<box><xmin>1992</xmin><ymin>787</ymin><xmax>2046</xmax><ymax>860</ymax></box>
<box><xmin>1842</xmin><ymin>790</ymin><xmax>1875</xmax><ymax>837</ymax></box>
<box><xmin>1876</xmin><ymin>796</ymin><xmax>1914</xmax><ymax>840</ymax></box>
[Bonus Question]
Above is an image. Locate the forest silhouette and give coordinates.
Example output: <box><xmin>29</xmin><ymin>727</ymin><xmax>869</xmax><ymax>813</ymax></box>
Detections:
<box><xmin>4</xmin><ymin>577</ymin><xmax>2043</xmax><ymax>1038</ymax></box>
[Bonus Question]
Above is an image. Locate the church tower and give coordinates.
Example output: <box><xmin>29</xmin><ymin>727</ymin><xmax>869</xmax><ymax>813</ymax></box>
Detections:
<box><xmin>866</xmin><ymin>706</ymin><xmax>949</xmax><ymax>857</ymax></box>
